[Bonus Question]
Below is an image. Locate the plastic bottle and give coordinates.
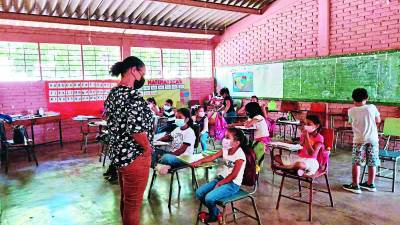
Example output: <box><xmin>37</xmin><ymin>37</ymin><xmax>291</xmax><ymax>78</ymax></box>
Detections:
<box><xmin>38</xmin><ymin>107</ymin><xmax>44</xmax><ymax>116</ymax></box>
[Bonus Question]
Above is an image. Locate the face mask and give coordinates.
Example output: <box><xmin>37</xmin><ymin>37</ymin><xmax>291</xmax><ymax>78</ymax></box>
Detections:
<box><xmin>175</xmin><ymin>119</ymin><xmax>186</xmax><ymax>127</ymax></box>
<box><xmin>164</xmin><ymin>105</ymin><xmax>171</xmax><ymax>110</ymax></box>
<box><xmin>133</xmin><ymin>77</ymin><xmax>145</xmax><ymax>90</ymax></box>
<box><xmin>304</xmin><ymin>125</ymin><xmax>316</xmax><ymax>133</ymax></box>
<box><xmin>222</xmin><ymin>138</ymin><xmax>232</xmax><ymax>150</ymax></box>
<box><xmin>198</xmin><ymin>112</ymin><xmax>205</xmax><ymax>117</ymax></box>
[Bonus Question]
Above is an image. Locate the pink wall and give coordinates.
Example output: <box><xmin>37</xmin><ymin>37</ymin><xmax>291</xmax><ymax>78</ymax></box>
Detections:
<box><xmin>215</xmin><ymin>0</ymin><xmax>400</xmax><ymax>65</ymax></box>
<box><xmin>330</xmin><ymin>0</ymin><xmax>400</xmax><ymax>54</ymax></box>
<box><xmin>0</xmin><ymin>25</ymin><xmax>215</xmax><ymax>143</ymax></box>
<box><xmin>215</xmin><ymin>0</ymin><xmax>399</xmax><ymax>135</ymax></box>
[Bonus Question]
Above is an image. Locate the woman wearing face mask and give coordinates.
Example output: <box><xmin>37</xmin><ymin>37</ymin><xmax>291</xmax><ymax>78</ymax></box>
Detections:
<box><xmin>151</xmin><ymin>108</ymin><xmax>197</xmax><ymax>169</ymax></box>
<box><xmin>192</xmin><ymin>106</ymin><xmax>209</xmax><ymax>152</ymax></box>
<box><xmin>191</xmin><ymin>128</ymin><xmax>247</xmax><ymax>224</ymax></box>
<box><xmin>104</xmin><ymin>56</ymin><xmax>154</xmax><ymax>225</ymax></box>
<box><xmin>273</xmin><ymin>114</ymin><xmax>324</xmax><ymax>176</ymax></box>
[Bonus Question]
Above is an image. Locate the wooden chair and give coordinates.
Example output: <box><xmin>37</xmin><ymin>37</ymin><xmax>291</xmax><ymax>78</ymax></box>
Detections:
<box><xmin>361</xmin><ymin>117</ymin><xmax>400</xmax><ymax>192</ymax></box>
<box><xmin>273</xmin><ymin>128</ymin><xmax>334</xmax><ymax>221</ymax></box>
<box><xmin>0</xmin><ymin>120</ymin><xmax>39</xmax><ymax>173</ymax></box>
<box><xmin>196</xmin><ymin>155</ymin><xmax>264</xmax><ymax>225</ymax></box>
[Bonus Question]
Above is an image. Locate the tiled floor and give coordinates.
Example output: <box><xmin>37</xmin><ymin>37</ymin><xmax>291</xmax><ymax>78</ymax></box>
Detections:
<box><xmin>1</xmin><ymin>142</ymin><xmax>399</xmax><ymax>225</ymax></box>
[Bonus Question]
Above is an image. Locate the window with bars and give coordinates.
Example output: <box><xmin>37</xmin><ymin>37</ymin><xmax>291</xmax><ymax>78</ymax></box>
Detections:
<box><xmin>83</xmin><ymin>45</ymin><xmax>121</xmax><ymax>80</ymax></box>
<box><xmin>162</xmin><ymin>48</ymin><xmax>190</xmax><ymax>79</ymax></box>
<box><xmin>191</xmin><ymin>50</ymin><xmax>212</xmax><ymax>78</ymax></box>
<box><xmin>131</xmin><ymin>47</ymin><xmax>162</xmax><ymax>79</ymax></box>
<box><xmin>0</xmin><ymin>41</ymin><xmax>41</xmax><ymax>81</ymax></box>
<box><xmin>40</xmin><ymin>43</ymin><xmax>82</xmax><ymax>80</ymax></box>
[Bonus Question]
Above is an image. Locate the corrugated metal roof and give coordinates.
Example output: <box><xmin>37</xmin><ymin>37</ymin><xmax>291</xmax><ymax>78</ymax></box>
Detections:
<box><xmin>0</xmin><ymin>0</ymin><xmax>275</xmax><ymax>34</ymax></box>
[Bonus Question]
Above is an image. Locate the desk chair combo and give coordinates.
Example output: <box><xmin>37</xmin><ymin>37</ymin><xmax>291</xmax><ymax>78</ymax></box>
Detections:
<box><xmin>272</xmin><ymin>128</ymin><xmax>335</xmax><ymax>221</ymax></box>
<box><xmin>361</xmin><ymin>117</ymin><xmax>400</xmax><ymax>192</ymax></box>
<box><xmin>196</xmin><ymin>154</ymin><xmax>264</xmax><ymax>225</ymax></box>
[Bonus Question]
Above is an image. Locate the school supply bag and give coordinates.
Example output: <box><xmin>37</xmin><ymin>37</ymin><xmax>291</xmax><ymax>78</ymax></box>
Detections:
<box><xmin>214</xmin><ymin>112</ymin><xmax>227</xmax><ymax>141</ymax></box>
<box><xmin>13</xmin><ymin>125</ymin><xmax>29</xmax><ymax>144</ymax></box>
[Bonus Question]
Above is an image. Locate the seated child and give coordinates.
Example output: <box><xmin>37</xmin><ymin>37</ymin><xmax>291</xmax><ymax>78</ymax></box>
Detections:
<box><xmin>274</xmin><ymin>115</ymin><xmax>324</xmax><ymax>176</ymax></box>
<box><xmin>152</xmin><ymin>108</ymin><xmax>196</xmax><ymax>169</ymax></box>
<box><xmin>191</xmin><ymin>128</ymin><xmax>247</xmax><ymax>224</ymax></box>
<box><xmin>160</xmin><ymin>99</ymin><xmax>177</xmax><ymax>133</ymax></box>
<box><xmin>243</xmin><ymin>102</ymin><xmax>270</xmax><ymax>144</ymax></box>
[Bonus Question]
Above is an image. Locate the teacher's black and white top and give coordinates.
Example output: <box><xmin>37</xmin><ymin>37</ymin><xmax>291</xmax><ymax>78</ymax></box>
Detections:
<box><xmin>104</xmin><ymin>86</ymin><xmax>154</xmax><ymax>168</ymax></box>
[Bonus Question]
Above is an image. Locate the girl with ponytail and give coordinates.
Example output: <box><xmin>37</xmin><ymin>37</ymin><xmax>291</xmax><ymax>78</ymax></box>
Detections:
<box><xmin>190</xmin><ymin>128</ymin><xmax>247</xmax><ymax>224</ymax></box>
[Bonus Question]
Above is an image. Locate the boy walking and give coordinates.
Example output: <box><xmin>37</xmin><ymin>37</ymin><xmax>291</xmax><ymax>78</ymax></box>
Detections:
<box><xmin>343</xmin><ymin>88</ymin><xmax>381</xmax><ymax>194</ymax></box>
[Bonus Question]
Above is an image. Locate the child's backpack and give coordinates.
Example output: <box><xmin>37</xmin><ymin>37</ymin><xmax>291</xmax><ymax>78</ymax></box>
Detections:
<box><xmin>241</xmin><ymin>142</ymin><xmax>258</xmax><ymax>186</ymax></box>
<box><xmin>214</xmin><ymin>112</ymin><xmax>227</xmax><ymax>141</ymax></box>
<box><xmin>12</xmin><ymin>125</ymin><xmax>29</xmax><ymax>144</ymax></box>
<box><xmin>265</xmin><ymin>117</ymin><xmax>276</xmax><ymax>139</ymax></box>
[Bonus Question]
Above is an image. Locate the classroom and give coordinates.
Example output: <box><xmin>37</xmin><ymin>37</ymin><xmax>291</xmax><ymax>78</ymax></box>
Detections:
<box><xmin>0</xmin><ymin>0</ymin><xmax>399</xmax><ymax>225</ymax></box>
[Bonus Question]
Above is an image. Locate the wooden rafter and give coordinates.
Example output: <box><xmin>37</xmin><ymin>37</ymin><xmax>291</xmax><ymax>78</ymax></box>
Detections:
<box><xmin>149</xmin><ymin>0</ymin><xmax>261</xmax><ymax>14</ymax></box>
<box><xmin>0</xmin><ymin>11</ymin><xmax>222</xmax><ymax>34</ymax></box>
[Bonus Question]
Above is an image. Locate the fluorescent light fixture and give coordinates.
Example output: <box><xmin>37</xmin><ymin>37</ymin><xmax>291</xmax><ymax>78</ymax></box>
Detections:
<box><xmin>0</xmin><ymin>19</ymin><xmax>215</xmax><ymax>39</ymax></box>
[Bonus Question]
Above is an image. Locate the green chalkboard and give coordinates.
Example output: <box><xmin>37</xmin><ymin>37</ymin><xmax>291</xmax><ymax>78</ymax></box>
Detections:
<box><xmin>283</xmin><ymin>51</ymin><xmax>400</xmax><ymax>104</ymax></box>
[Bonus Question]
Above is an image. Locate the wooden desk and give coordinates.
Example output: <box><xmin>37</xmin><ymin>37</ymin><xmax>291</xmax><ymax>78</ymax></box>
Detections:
<box><xmin>12</xmin><ymin>114</ymin><xmax>63</xmax><ymax>146</ymax></box>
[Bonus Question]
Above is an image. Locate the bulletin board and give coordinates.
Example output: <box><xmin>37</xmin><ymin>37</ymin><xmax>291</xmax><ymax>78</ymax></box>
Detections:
<box><xmin>215</xmin><ymin>63</ymin><xmax>284</xmax><ymax>98</ymax></box>
<box><xmin>138</xmin><ymin>78</ymin><xmax>191</xmax><ymax>108</ymax></box>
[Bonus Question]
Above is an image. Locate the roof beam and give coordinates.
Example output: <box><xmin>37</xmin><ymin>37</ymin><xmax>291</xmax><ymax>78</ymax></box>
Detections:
<box><xmin>0</xmin><ymin>11</ymin><xmax>221</xmax><ymax>35</ymax></box>
<box><xmin>149</xmin><ymin>0</ymin><xmax>261</xmax><ymax>14</ymax></box>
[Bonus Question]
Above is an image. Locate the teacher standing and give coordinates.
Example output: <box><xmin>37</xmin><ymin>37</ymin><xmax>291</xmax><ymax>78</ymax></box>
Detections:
<box><xmin>105</xmin><ymin>56</ymin><xmax>154</xmax><ymax>225</ymax></box>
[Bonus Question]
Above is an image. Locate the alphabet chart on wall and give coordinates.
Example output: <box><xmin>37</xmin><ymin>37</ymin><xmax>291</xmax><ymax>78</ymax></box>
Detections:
<box><xmin>46</xmin><ymin>81</ymin><xmax>117</xmax><ymax>103</ymax></box>
<box><xmin>45</xmin><ymin>80</ymin><xmax>118</xmax><ymax>118</ymax></box>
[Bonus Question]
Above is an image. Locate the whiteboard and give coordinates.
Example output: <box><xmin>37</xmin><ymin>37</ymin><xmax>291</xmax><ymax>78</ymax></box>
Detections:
<box><xmin>215</xmin><ymin>63</ymin><xmax>283</xmax><ymax>98</ymax></box>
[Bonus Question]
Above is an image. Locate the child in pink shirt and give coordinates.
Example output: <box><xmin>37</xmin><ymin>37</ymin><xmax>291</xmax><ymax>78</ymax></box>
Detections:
<box><xmin>274</xmin><ymin>115</ymin><xmax>325</xmax><ymax>176</ymax></box>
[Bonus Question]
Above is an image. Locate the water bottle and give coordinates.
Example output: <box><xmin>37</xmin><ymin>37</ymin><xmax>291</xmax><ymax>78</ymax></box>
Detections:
<box><xmin>38</xmin><ymin>107</ymin><xmax>44</xmax><ymax>116</ymax></box>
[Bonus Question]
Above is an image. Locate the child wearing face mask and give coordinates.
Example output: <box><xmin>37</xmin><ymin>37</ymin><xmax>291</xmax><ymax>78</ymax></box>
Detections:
<box><xmin>273</xmin><ymin>115</ymin><xmax>324</xmax><ymax>176</ymax></box>
<box><xmin>191</xmin><ymin>128</ymin><xmax>247</xmax><ymax>224</ymax></box>
<box><xmin>160</xmin><ymin>99</ymin><xmax>177</xmax><ymax>133</ymax></box>
<box><xmin>151</xmin><ymin>108</ymin><xmax>196</xmax><ymax>169</ymax></box>
<box><xmin>192</xmin><ymin>106</ymin><xmax>209</xmax><ymax>152</ymax></box>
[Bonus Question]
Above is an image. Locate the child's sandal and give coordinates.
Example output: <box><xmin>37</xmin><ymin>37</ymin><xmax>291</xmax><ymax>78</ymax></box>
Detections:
<box><xmin>216</xmin><ymin>213</ymin><xmax>225</xmax><ymax>225</ymax></box>
<box><xmin>198</xmin><ymin>211</ymin><xmax>209</xmax><ymax>223</ymax></box>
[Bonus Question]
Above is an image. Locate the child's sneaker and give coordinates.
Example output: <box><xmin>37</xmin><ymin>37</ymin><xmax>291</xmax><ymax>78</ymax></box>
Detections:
<box><xmin>359</xmin><ymin>182</ymin><xmax>377</xmax><ymax>192</ymax></box>
<box><xmin>342</xmin><ymin>183</ymin><xmax>362</xmax><ymax>194</ymax></box>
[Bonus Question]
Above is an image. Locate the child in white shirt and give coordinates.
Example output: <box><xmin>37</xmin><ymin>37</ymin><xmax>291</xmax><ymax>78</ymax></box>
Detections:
<box><xmin>191</xmin><ymin>128</ymin><xmax>247</xmax><ymax>224</ymax></box>
<box><xmin>343</xmin><ymin>88</ymin><xmax>381</xmax><ymax>194</ymax></box>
